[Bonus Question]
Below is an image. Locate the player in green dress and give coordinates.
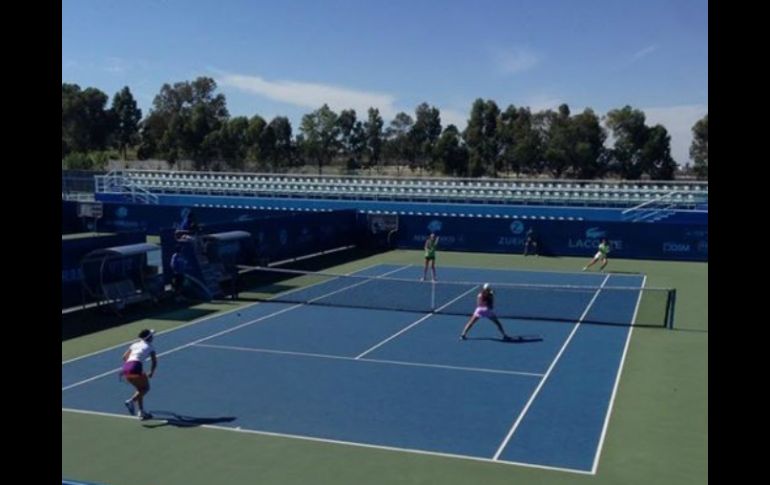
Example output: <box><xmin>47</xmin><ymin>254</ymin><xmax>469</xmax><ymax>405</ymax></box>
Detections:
<box><xmin>583</xmin><ymin>238</ymin><xmax>610</xmax><ymax>271</ymax></box>
<box><xmin>422</xmin><ymin>233</ymin><xmax>439</xmax><ymax>281</ymax></box>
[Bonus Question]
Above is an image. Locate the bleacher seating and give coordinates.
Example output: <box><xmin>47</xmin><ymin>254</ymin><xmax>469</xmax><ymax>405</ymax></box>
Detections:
<box><xmin>94</xmin><ymin>169</ymin><xmax>708</xmax><ymax>210</ymax></box>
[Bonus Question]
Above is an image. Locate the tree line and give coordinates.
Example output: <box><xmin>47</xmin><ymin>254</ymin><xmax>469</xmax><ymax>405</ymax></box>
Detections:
<box><xmin>62</xmin><ymin>76</ymin><xmax>707</xmax><ymax>179</ymax></box>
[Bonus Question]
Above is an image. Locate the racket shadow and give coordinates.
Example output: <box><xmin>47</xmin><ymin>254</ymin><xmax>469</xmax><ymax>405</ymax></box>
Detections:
<box><xmin>142</xmin><ymin>411</ymin><xmax>237</xmax><ymax>428</ymax></box>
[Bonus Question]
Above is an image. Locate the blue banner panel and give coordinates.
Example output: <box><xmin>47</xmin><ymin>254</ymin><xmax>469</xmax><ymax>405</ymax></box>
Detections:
<box><xmin>395</xmin><ymin>216</ymin><xmax>707</xmax><ymax>262</ymax></box>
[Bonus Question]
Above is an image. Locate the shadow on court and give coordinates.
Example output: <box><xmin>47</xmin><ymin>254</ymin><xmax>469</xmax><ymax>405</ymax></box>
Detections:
<box><xmin>461</xmin><ymin>335</ymin><xmax>543</xmax><ymax>343</ymax></box>
<box><xmin>141</xmin><ymin>411</ymin><xmax>237</xmax><ymax>428</ymax></box>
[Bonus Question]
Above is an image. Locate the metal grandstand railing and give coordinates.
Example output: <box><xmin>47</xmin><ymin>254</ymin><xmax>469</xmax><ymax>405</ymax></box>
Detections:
<box><xmin>95</xmin><ymin>171</ymin><xmax>159</xmax><ymax>204</ymax></box>
<box><xmin>96</xmin><ymin>169</ymin><xmax>707</xmax><ymax>209</ymax></box>
<box><xmin>621</xmin><ymin>191</ymin><xmax>690</xmax><ymax>222</ymax></box>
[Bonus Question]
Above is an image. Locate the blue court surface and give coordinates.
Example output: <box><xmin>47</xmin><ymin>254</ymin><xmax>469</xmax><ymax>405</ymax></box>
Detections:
<box><xmin>62</xmin><ymin>264</ymin><xmax>646</xmax><ymax>474</ymax></box>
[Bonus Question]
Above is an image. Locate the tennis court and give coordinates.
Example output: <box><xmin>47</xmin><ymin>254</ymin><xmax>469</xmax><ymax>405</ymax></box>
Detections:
<box><xmin>62</xmin><ymin>262</ymin><xmax>673</xmax><ymax>474</ymax></box>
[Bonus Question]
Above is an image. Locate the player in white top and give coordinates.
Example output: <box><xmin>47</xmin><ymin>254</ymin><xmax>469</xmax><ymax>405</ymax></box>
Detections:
<box><xmin>121</xmin><ymin>329</ymin><xmax>157</xmax><ymax>420</ymax></box>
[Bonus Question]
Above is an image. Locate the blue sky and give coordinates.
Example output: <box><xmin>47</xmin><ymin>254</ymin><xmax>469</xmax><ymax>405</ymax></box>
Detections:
<box><xmin>62</xmin><ymin>0</ymin><xmax>707</xmax><ymax>166</ymax></box>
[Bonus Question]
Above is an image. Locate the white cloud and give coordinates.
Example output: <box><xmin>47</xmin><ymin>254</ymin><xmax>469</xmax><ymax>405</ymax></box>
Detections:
<box><xmin>217</xmin><ymin>71</ymin><xmax>474</xmax><ymax>131</ymax></box>
<box><xmin>631</xmin><ymin>44</ymin><xmax>658</xmax><ymax>62</ymax></box>
<box><xmin>492</xmin><ymin>46</ymin><xmax>540</xmax><ymax>74</ymax></box>
<box><xmin>102</xmin><ymin>57</ymin><xmax>151</xmax><ymax>75</ymax></box>
<box><xmin>642</xmin><ymin>104</ymin><xmax>707</xmax><ymax>166</ymax></box>
<box><xmin>217</xmin><ymin>73</ymin><xmax>399</xmax><ymax>120</ymax></box>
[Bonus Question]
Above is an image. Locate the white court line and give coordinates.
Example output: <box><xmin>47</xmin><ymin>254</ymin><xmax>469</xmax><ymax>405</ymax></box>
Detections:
<box><xmin>492</xmin><ymin>273</ymin><xmax>612</xmax><ymax>461</ymax></box>
<box><xmin>62</xmin><ymin>262</ymin><xmax>383</xmax><ymax>365</ymax></box>
<box><xmin>62</xmin><ymin>407</ymin><xmax>593</xmax><ymax>475</ymax></box>
<box><xmin>590</xmin><ymin>275</ymin><xmax>647</xmax><ymax>474</ymax></box>
<box><xmin>195</xmin><ymin>343</ymin><xmax>544</xmax><ymax>378</ymax></box>
<box><xmin>62</xmin><ymin>265</ymin><xmax>411</xmax><ymax>391</ymax></box>
<box><xmin>354</xmin><ymin>285</ymin><xmax>479</xmax><ymax>359</ymax></box>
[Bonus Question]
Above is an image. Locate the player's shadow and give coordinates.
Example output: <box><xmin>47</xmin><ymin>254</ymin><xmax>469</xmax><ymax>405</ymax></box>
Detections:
<box><xmin>141</xmin><ymin>411</ymin><xmax>236</xmax><ymax>428</ymax></box>
<box><xmin>464</xmin><ymin>335</ymin><xmax>543</xmax><ymax>343</ymax></box>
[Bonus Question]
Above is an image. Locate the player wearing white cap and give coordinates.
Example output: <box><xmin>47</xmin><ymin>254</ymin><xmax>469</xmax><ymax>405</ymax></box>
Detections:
<box><xmin>121</xmin><ymin>329</ymin><xmax>157</xmax><ymax>420</ymax></box>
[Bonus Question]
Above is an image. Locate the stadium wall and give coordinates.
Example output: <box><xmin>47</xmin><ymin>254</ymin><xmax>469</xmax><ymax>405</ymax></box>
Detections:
<box><xmin>87</xmin><ymin>200</ymin><xmax>707</xmax><ymax>262</ymax></box>
<box><xmin>394</xmin><ymin>216</ymin><xmax>708</xmax><ymax>262</ymax></box>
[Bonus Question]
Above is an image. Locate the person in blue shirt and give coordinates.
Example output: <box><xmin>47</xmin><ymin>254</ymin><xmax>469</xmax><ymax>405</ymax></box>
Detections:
<box><xmin>170</xmin><ymin>246</ymin><xmax>187</xmax><ymax>299</ymax></box>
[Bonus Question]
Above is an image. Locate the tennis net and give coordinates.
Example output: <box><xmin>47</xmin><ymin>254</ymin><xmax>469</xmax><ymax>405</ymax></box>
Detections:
<box><xmin>240</xmin><ymin>266</ymin><xmax>676</xmax><ymax>328</ymax></box>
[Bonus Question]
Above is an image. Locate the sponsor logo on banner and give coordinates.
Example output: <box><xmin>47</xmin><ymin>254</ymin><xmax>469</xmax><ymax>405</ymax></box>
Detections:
<box><xmin>568</xmin><ymin>238</ymin><xmax>623</xmax><ymax>250</ymax></box>
<box><xmin>585</xmin><ymin>227</ymin><xmax>606</xmax><ymax>239</ymax></box>
<box><xmin>110</xmin><ymin>205</ymin><xmax>146</xmax><ymax>230</ymax></box>
<box><xmin>498</xmin><ymin>236</ymin><xmax>527</xmax><ymax>246</ymax></box>
<box><xmin>427</xmin><ymin>220</ymin><xmax>443</xmax><ymax>233</ymax></box>
<box><xmin>111</xmin><ymin>220</ymin><xmax>146</xmax><ymax>230</ymax></box>
<box><xmin>61</xmin><ymin>268</ymin><xmax>83</xmax><ymax>283</ymax></box>
<box><xmin>697</xmin><ymin>240</ymin><xmax>708</xmax><ymax>253</ymax></box>
<box><xmin>297</xmin><ymin>227</ymin><xmax>314</xmax><ymax>244</ymax></box>
<box><xmin>413</xmin><ymin>234</ymin><xmax>464</xmax><ymax>245</ymax></box>
<box><xmin>663</xmin><ymin>242</ymin><xmax>691</xmax><ymax>253</ymax></box>
<box><xmin>686</xmin><ymin>229</ymin><xmax>708</xmax><ymax>238</ymax></box>
<box><xmin>498</xmin><ymin>221</ymin><xmax>527</xmax><ymax>246</ymax></box>
<box><xmin>568</xmin><ymin>227</ymin><xmax>622</xmax><ymax>251</ymax></box>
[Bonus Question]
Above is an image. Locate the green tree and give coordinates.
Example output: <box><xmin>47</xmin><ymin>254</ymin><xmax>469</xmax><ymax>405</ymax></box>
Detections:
<box><xmin>364</xmin><ymin>108</ymin><xmax>384</xmax><ymax>172</ymax></box>
<box><xmin>514</xmin><ymin>108</ymin><xmax>544</xmax><ymax>176</ymax></box>
<box><xmin>411</xmin><ymin>103</ymin><xmax>442</xmax><ymax>174</ymax></box>
<box><xmin>244</xmin><ymin>115</ymin><xmax>267</xmax><ymax>168</ymax></box>
<box><xmin>604</xmin><ymin>105</ymin><xmax>650</xmax><ymax>179</ymax></box>
<box><xmin>605</xmin><ymin>105</ymin><xmax>677</xmax><ymax>180</ymax></box>
<box><xmin>690</xmin><ymin>114</ymin><xmax>708</xmax><ymax>179</ymax></box>
<box><xmin>433</xmin><ymin>125</ymin><xmax>469</xmax><ymax>176</ymax></box>
<box><xmin>383</xmin><ymin>112</ymin><xmax>415</xmax><ymax>175</ymax></box>
<box><xmin>300</xmin><ymin>105</ymin><xmax>339</xmax><ymax>174</ymax></box>
<box><xmin>139</xmin><ymin>77</ymin><xmax>229</xmax><ymax>168</ymax></box>
<box><xmin>463</xmin><ymin>99</ymin><xmax>500</xmax><ymax>177</ymax></box>
<box><xmin>640</xmin><ymin>125</ymin><xmax>677</xmax><ymax>180</ymax></box>
<box><xmin>209</xmin><ymin>116</ymin><xmax>249</xmax><ymax>169</ymax></box>
<box><xmin>62</xmin><ymin>83</ymin><xmax>114</xmax><ymax>156</ymax></box>
<box><xmin>337</xmin><ymin>109</ymin><xmax>362</xmax><ymax>169</ymax></box>
<box><xmin>110</xmin><ymin>86</ymin><xmax>142</xmax><ymax>161</ymax></box>
<box><xmin>570</xmin><ymin>108</ymin><xmax>608</xmax><ymax>179</ymax></box>
<box><xmin>269</xmin><ymin>116</ymin><xmax>294</xmax><ymax>170</ymax></box>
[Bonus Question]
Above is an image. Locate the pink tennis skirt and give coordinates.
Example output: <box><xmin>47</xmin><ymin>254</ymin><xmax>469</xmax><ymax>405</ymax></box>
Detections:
<box><xmin>473</xmin><ymin>306</ymin><xmax>496</xmax><ymax>319</ymax></box>
<box><xmin>122</xmin><ymin>360</ymin><xmax>143</xmax><ymax>376</ymax></box>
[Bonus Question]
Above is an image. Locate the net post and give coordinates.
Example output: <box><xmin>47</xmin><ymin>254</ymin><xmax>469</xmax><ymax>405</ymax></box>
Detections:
<box><xmin>430</xmin><ymin>279</ymin><xmax>436</xmax><ymax>311</ymax></box>
<box><xmin>666</xmin><ymin>289</ymin><xmax>677</xmax><ymax>329</ymax></box>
